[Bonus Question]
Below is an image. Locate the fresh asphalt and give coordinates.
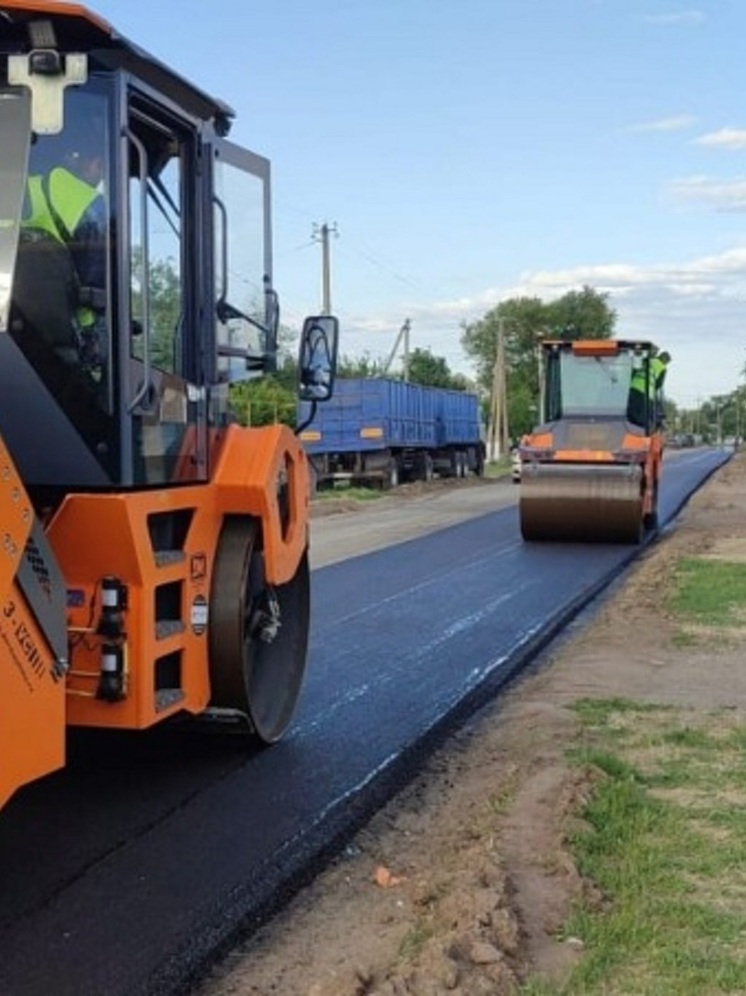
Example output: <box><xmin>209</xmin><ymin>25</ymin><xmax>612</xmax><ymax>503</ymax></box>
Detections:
<box><xmin>0</xmin><ymin>447</ymin><xmax>729</xmax><ymax>996</ymax></box>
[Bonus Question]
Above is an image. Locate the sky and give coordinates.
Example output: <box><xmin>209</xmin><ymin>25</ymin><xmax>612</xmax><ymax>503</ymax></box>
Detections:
<box><xmin>89</xmin><ymin>0</ymin><xmax>746</xmax><ymax>409</ymax></box>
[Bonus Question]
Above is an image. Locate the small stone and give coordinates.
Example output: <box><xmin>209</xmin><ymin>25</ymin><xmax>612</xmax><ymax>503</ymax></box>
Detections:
<box><xmin>467</xmin><ymin>940</ymin><xmax>503</xmax><ymax>965</ymax></box>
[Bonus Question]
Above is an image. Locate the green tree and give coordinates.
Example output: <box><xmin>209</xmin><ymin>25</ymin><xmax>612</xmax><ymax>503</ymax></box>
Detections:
<box><xmin>406</xmin><ymin>347</ymin><xmax>466</xmax><ymax>390</ymax></box>
<box><xmin>229</xmin><ymin>328</ymin><xmax>300</xmax><ymax>427</ymax></box>
<box><xmin>337</xmin><ymin>352</ymin><xmax>387</xmax><ymax>378</ymax></box>
<box><xmin>130</xmin><ymin>251</ymin><xmax>182</xmax><ymax>371</ymax></box>
<box><xmin>230</xmin><ymin>376</ymin><xmax>297</xmax><ymax>427</ymax></box>
<box><xmin>544</xmin><ymin>286</ymin><xmax>616</xmax><ymax>342</ymax></box>
<box><xmin>461</xmin><ymin>287</ymin><xmax>616</xmax><ymax>437</ymax></box>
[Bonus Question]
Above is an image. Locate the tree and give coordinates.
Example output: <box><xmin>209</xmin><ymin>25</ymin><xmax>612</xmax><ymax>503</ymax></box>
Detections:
<box><xmin>230</xmin><ymin>376</ymin><xmax>297</xmax><ymax>427</ymax></box>
<box><xmin>130</xmin><ymin>251</ymin><xmax>182</xmax><ymax>371</ymax></box>
<box><xmin>543</xmin><ymin>286</ymin><xmax>616</xmax><ymax>342</ymax></box>
<box><xmin>406</xmin><ymin>347</ymin><xmax>467</xmax><ymax>390</ymax></box>
<box><xmin>337</xmin><ymin>352</ymin><xmax>387</xmax><ymax>378</ymax></box>
<box><xmin>461</xmin><ymin>287</ymin><xmax>617</xmax><ymax>438</ymax></box>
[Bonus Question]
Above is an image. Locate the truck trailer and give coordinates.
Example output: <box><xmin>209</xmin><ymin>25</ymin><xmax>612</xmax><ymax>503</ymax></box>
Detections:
<box><xmin>0</xmin><ymin>0</ymin><xmax>338</xmax><ymax>811</ymax></box>
<box><xmin>298</xmin><ymin>377</ymin><xmax>485</xmax><ymax>489</ymax></box>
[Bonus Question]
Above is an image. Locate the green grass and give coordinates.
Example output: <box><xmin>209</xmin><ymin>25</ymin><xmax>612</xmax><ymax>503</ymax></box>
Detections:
<box><xmin>313</xmin><ymin>484</ymin><xmax>382</xmax><ymax>501</ymax></box>
<box><xmin>484</xmin><ymin>455</ymin><xmax>518</xmax><ymax>480</ymax></box>
<box><xmin>528</xmin><ymin>700</ymin><xmax>746</xmax><ymax>995</ymax></box>
<box><xmin>398</xmin><ymin>920</ymin><xmax>435</xmax><ymax>960</ymax></box>
<box><xmin>667</xmin><ymin>557</ymin><xmax>746</xmax><ymax>628</ymax></box>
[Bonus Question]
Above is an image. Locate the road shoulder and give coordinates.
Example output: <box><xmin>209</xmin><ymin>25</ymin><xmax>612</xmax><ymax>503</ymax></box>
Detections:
<box><xmin>197</xmin><ymin>454</ymin><xmax>745</xmax><ymax>996</ymax></box>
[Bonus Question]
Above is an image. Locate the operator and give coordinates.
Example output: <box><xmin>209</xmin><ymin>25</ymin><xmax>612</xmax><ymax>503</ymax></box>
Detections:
<box><xmin>651</xmin><ymin>350</ymin><xmax>671</xmax><ymax>427</ymax></box>
<box><xmin>19</xmin><ymin>130</ymin><xmax>107</xmax><ymax>372</ymax></box>
<box><xmin>651</xmin><ymin>350</ymin><xmax>671</xmax><ymax>391</ymax></box>
<box><xmin>627</xmin><ymin>360</ymin><xmax>648</xmax><ymax>427</ymax></box>
<box><xmin>627</xmin><ymin>350</ymin><xmax>670</xmax><ymax>427</ymax></box>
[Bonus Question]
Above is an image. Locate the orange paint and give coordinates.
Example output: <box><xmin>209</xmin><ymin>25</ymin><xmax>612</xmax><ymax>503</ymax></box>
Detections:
<box><xmin>0</xmin><ymin>0</ymin><xmax>111</xmax><ymax>32</ymax></box>
<box><xmin>42</xmin><ymin>423</ymin><xmax>310</xmax><ymax>732</ymax></box>
<box><xmin>0</xmin><ymin>446</ymin><xmax>65</xmax><ymax>807</ymax></box>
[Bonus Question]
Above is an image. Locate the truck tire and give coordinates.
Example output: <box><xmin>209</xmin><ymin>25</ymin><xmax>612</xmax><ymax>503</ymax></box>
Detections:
<box><xmin>417</xmin><ymin>452</ymin><xmax>434</xmax><ymax>482</ymax></box>
<box><xmin>383</xmin><ymin>457</ymin><xmax>400</xmax><ymax>490</ymax></box>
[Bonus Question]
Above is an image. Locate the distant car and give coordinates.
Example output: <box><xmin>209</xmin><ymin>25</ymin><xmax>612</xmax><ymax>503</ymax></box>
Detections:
<box><xmin>510</xmin><ymin>447</ymin><xmax>522</xmax><ymax>484</ymax></box>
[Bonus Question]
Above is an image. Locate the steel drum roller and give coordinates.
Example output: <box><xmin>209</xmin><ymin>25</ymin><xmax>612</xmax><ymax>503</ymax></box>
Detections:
<box><xmin>519</xmin><ymin>462</ymin><xmax>643</xmax><ymax>543</ymax></box>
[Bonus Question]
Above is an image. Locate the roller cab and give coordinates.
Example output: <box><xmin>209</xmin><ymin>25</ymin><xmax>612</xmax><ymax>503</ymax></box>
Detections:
<box><xmin>0</xmin><ymin>1</ymin><xmax>339</xmax><ymax>806</ymax></box>
<box><xmin>519</xmin><ymin>339</ymin><xmax>664</xmax><ymax>543</ymax></box>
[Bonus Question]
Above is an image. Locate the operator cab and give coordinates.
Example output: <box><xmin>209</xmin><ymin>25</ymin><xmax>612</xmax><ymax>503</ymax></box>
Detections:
<box><xmin>0</xmin><ymin>1</ymin><xmax>336</xmax><ymax>495</ymax></box>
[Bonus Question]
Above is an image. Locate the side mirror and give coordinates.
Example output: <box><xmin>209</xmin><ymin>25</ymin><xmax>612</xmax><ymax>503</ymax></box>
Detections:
<box><xmin>298</xmin><ymin>315</ymin><xmax>339</xmax><ymax>403</ymax></box>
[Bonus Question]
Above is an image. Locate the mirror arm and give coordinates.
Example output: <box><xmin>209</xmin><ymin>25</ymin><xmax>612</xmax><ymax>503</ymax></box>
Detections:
<box><xmin>295</xmin><ymin>399</ymin><xmax>318</xmax><ymax>436</ymax></box>
<box><xmin>216</xmin><ymin>298</ymin><xmax>268</xmax><ymax>335</ymax></box>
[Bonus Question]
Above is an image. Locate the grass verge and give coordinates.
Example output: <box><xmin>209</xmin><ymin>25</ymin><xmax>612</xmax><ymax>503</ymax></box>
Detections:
<box><xmin>530</xmin><ymin>554</ymin><xmax>746</xmax><ymax>994</ymax></box>
<box><xmin>313</xmin><ymin>485</ymin><xmax>383</xmax><ymax>502</ymax></box>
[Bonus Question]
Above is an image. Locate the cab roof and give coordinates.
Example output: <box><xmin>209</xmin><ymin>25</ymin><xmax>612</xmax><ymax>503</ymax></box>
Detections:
<box><xmin>0</xmin><ymin>0</ymin><xmax>234</xmax><ymax>132</ymax></box>
<box><xmin>541</xmin><ymin>339</ymin><xmax>655</xmax><ymax>356</ymax></box>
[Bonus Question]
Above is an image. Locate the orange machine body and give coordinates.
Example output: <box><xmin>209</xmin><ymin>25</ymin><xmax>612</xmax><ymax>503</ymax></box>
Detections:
<box><xmin>52</xmin><ymin>424</ymin><xmax>309</xmax><ymax>730</ymax></box>
<box><xmin>0</xmin><ymin>424</ymin><xmax>309</xmax><ymax>805</ymax></box>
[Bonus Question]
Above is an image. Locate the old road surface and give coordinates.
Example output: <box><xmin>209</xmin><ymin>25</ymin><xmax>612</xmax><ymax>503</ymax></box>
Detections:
<box><xmin>0</xmin><ymin>447</ymin><xmax>729</xmax><ymax>996</ymax></box>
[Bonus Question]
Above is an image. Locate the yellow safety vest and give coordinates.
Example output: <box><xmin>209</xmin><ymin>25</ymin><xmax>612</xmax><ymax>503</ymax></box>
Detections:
<box><xmin>629</xmin><ymin>367</ymin><xmax>650</xmax><ymax>398</ymax></box>
<box><xmin>650</xmin><ymin>356</ymin><xmax>667</xmax><ymax>390</ymax></box>
<box><xmin>23</xmin><ymin>167</ymin><xmax>99</xmax><ymax>245</ymax></box>
<box><xmin>22</xmin><ymin>168</ymin><xmax>101</xmax><ymax>328</ymax></box>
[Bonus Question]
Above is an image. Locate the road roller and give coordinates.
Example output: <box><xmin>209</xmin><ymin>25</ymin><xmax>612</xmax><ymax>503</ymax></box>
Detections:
<box><xmin>519</xmin><ymin>339</ymin><xmax>665</xmax><ymax>543</ymax></box>
<box><xmin>0</xmin><ymin>0</ymin><xmax>339</xmax><ymax>810</ymax></box>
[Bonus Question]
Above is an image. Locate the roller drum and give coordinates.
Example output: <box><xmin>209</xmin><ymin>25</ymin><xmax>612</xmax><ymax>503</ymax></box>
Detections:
<box><xmin>520</xmin><ymin>462</ymin><xmax>644</xmax><ymax>543</ymax></box>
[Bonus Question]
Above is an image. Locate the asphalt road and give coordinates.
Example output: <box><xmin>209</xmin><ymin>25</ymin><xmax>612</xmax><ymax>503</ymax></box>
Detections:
<box><xmin>0</xmin><ymin>448</ymin><xmax>729</xmax><ymax>996</ymax></box>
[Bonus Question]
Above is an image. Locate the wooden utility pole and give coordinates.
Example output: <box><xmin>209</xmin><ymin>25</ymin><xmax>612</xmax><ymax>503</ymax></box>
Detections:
<box><xmin>488</xmin><ymin>318</ymin><xmax>509</xmax><ymax>459</ymax></box>
<box><xmin>312</xmin><ymin>221</ymin><xmax>338</xmax><ymax>314</ymax></box>
<box><xmin>384</xmin><ymin>319</ymin><xmax>411</xmax><ymax>379</ymax></box>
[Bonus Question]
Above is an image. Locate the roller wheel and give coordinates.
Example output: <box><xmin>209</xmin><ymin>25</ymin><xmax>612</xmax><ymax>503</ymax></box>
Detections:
<box><xmin>644</xmin><ymin>480</ymin><xmax>660</xmax><ymax>531</ymax></box>
<box><xmin>208</xmin><ymin>517</ymin><xmax>310</xmax><ymax>742</ymax></box>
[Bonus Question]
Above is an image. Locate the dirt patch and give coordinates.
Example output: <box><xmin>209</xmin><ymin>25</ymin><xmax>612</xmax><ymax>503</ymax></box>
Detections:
<box><xmin>196</xmin><ymin>452</ymin><xmax>745</xmax><ymax>996</ymax></box>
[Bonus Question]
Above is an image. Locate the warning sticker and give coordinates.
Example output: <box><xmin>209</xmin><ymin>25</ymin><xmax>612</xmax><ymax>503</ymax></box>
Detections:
<box><xmin>191</xmin><ymin>595</ymin><xmax>208</xmax><ymax>635</ymax></box>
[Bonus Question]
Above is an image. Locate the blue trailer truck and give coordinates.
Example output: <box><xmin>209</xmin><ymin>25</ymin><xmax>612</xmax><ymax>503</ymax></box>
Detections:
<box><xmin>297</xmin><ymin>378</ymin><xmax>485</xmax><ymax>489</ymax></box>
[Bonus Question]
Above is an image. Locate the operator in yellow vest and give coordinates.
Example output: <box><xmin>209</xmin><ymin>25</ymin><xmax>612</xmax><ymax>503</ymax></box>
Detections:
<box><xmin>651</xmin><ymin>350</ymin><xmax>671</xmax><ymax>392</ymax></box>
<box><xmin>628</xmin><ymin>350</ymin><xmax>670</xmax><ymax>427</ymax></box>
<box><xmin>19</xmin><ymin>134</ymin><xmax>107</xmax><ymax>372</ymax></box>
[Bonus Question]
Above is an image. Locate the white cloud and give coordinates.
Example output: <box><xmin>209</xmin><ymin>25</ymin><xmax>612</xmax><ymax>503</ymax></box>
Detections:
<box><xmin>335</xmin><ymin>245</ymin><xmax>746</xmax><ymax>404</ymax></box>
<box><xmin>667</xmin><ymin>176</ymin><xmax>746</xmax><ymax>212</ymax></box>
<box><xmin>643</xmin><ymin>11</ymin><xmax>705</xmax><ymax>26</ymax></box>
<box><xmin>625</xmin><ymin>115</ymin><xmax>697</xmax><ymax>134</ymax></box>
<box><xmin>695</xmin><ymin>128</ymin><xmax>746</xmax><ymax>150</ymax></box>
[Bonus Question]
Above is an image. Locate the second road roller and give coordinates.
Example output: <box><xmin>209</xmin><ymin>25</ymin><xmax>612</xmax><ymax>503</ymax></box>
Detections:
<box><xmin>519</xmin><ymin>338</ymin><xmax>666</xmax><ymax>543</ymax></box>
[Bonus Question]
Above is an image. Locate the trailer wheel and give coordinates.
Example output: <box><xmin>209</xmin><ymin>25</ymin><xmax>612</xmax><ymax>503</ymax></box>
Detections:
<box><xmin>417</xmin><ymin>452</ymin><xmax>434</xmax><ymax>482</ymax></box>
<box><xmin>208</xmin><ymin>517</ymin><xmax>310</xmax><ymax>742</ymax></box>
<box><xmin>386</xmin><ymin>457</ymin><xmax>400</xmax><ymax>489</ymax></box>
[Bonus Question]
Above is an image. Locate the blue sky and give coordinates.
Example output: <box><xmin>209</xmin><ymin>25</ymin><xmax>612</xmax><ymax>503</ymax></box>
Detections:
<box><xmin>91</xmin><ymin>0</ymin><xmax>746</xmax><ymax>407</ymax></box>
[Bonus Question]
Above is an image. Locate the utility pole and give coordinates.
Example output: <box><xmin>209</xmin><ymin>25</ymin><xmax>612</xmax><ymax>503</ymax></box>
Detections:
<box><xmin>311</xmin><ymin>221</ymin><xmax>338</xmax><ymax>314</ymax></box>
<box><xmin>488</xmin><ymin>318</ymin><xmax>509</xmax><ymax>460</ymax></box>
<box><xmin>384</xmin><ymin>319</ymin><xmax>411</xmax><ymax>379</ymax></box>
